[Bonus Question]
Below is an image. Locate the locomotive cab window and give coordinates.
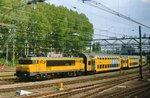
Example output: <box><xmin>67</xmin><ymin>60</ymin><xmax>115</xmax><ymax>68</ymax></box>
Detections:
<box><xmin>19</xmin><ymin>60</ymin><xmax>36</xmax><ymax>65</ymax></box>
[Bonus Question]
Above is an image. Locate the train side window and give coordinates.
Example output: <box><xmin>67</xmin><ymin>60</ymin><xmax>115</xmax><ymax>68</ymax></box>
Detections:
<box><xmin>47</xmin><ymin>60</ymin><xmax>75</xmax><ymax>66</ymax></box>
<box><xmin>88</xmin><ymin>61</ymin><xmax>91</xmax><ymax>65</ymax></box>
<box><xmin>37</xmin><ymin>60</ymin><xmax>39</xmax><ymax>64</ymax></box>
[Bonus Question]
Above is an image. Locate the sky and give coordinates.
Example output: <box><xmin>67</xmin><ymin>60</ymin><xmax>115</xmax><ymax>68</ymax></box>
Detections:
<box><xmin>46</xmin><ymin>0</ymin><xmax>150</xmax><ymax>39</ymax></box>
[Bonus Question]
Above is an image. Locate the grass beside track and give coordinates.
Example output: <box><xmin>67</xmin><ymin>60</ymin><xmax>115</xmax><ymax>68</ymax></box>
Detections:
<box><xmin>0</xmin><ymin>72</ymin><xmax>15</xmax><ymax>77</ymax></box>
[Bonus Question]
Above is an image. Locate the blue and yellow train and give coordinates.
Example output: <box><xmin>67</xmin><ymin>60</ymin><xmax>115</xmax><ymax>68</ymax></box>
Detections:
<box><xmin>15</xmin><ymin>53</ymin><xmax>147</xmax><ymax>79</ymax></box>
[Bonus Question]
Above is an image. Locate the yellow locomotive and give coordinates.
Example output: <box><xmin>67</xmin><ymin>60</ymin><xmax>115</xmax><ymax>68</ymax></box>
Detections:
<box><xmin>16</xmin><ymin>57</ymin><xmax>84</xmax><ymax>79</ymax></box>
<box><xmin>15</xmin><ymin>53</ymin><xmax>147</xmax><ymax>79</ymax></box>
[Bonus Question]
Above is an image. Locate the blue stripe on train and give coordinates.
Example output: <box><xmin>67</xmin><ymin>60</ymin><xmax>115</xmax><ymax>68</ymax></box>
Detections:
<box><xmin>112</xmin><ymin>64</ymin><xmax>116</xmax><ymax>67</ymax></box>
<box><xmin>111</xmin><ymin>59</ymin><xmax>118</xmax><ymax>68</ymax></box>
<box><xmin>134</xmin><ymin>62</ymin><xmax>138</xmax><ymax>65</ymax></box>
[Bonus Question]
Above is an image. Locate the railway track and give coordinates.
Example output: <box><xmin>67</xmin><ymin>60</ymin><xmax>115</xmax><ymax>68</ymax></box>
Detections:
<box><xmin>0</xmin><ymin>76</ymin><xmax>16</xmax><ymax>80</ymax></box>
<box><xmin>107</xmin><ymin>83</ymin><xmax>150</xmax><ymax>98</ymax></box>
<box><xmin>92</xmin><ymin>79</ymin><xmax>150</xmax><ymax>98</ymax></box>
<box><xmin>0</xmin><ymin>74</ymin><xmax>14</xmax><ymax>77</ymax></box>
<box><xmin>0</xmin><ymin>65</ymin><xmax>149</xmax><ymax>98</ymax></box>
<box><xmin>0</xmin><ymin>65</ymin><xmax>149</xmax><ymax>86</ymax></box>
<box><xmin>0</xmin><ymin>65</ymin><xmax>149</xmax><ymax>93</ymax></box>
<box><xmin>0</xmin><ymin>71</ymin><xmax>16</xmax><ymax>82</ymax></box>
<box><xmin>17</xmin><ymin>71</ymin><xmax>149</xmax><ymax>98</ymax></box>
<box><xmin>0</xmin><ymin>69</ymin><xmax>148</xmax><ymax>93</ymax></box>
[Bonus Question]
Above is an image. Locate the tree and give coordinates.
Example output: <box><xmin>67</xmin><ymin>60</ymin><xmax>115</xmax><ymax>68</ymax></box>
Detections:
<box><xmin>0</xmin><ymin>0</ymin><xmax>94</xmax><ymax>59</ymax></box>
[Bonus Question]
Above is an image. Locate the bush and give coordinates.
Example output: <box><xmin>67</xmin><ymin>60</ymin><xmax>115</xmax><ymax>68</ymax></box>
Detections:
<box><xmin>0</xmin><ymin>58</ymin><xmax>18</xmax><ymax>66</ymax></box>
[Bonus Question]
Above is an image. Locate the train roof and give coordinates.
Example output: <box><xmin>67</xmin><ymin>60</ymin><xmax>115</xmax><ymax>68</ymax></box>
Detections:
<box><xmin>19</xmin><ymin>56</ymin><xmax>82</xmax><ymax>60</ymax></box>
<box><xmin>81</xmin><ymin>53</ymin><xmax>143</xmax><ymax>58</ymax></box>
<box><xmin>81</xmin><ymin>53</ymin><xmax>120</xmax><ymax>58</ymax></box>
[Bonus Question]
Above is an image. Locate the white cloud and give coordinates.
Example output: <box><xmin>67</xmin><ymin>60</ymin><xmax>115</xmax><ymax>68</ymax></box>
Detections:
<box><xmin>142</xmin><ymin>0</ymin><xmax>150</xmax><ymax>3</ymax></box>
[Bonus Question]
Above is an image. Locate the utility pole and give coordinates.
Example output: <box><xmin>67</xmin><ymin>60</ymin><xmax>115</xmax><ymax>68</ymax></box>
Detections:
<box><xmin>25</xmin><ymin>41</ymin><xmax>26</xmax><ymax>56</ymax></box>
<box><xmin>6</xmin><ymin>44</ymin><xmax>8</xmax><ymax>64</ymax></box>
<box><xmin>139</xmin><ymin>25</ymin><xmax>143</xmax><ymax>80</ymax></box>
<box><xmin>12</xmin><ymin>40</ymin><xmax>15</xmax><ymax>66</ymax></box>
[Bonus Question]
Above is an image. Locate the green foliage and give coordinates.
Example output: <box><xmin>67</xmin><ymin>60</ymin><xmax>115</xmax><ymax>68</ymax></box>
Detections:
<box><xmin>0</xmin><ymin>0</ymin><xmax>94</xmax><ymax>59</ymax></box>
<box><xmin>0</xmin><ymin>58</ymin><xmax>18</xmax><ymax>66</ymax></box>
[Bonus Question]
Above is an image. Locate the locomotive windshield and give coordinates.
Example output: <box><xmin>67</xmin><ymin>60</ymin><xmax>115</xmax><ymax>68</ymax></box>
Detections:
<box><xmin>19</xmin><ymin>60</ymin><xmax>36</xmax><ymax>64</ymax></box>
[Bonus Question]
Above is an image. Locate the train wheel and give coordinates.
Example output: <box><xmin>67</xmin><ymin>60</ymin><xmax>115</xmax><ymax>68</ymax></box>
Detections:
<box><xmin>36</xmin><ymin>74</ymin><xmax>41</xmax><ymax>80</ymax></box>
<box><xmin>42</xmin><ymin>74</ymin><xmax>46</xmax><ymax>80</ymax></box>
<box><xmin>67</xmin><ymin>72</ymin><xmax>72</xmax><ymax>77</ymax></box>
<box><xmin>73</xmin><ymin>72</ymin><xmax>77</xmax><ymax>77</ymax></box>
<box><xmin>51</xmin><ymin>73</ymin><xmax>55</xmax><ymax>78</ymax></box>
<box><xmin>77</xmin><ymin>71</ymin><xmax>82</xmax><ymax>76</ymax></box>
<box><xmin>47</xmin><ymin>74</ymin><xmax>51</xmax><ymax>79</ymax></box>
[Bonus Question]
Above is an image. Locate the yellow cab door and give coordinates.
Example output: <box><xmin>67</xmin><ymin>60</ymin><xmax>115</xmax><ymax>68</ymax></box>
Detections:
<box><xmin>91</xmin><ymin>59</ymin><xmax>95</xmax><ymax>71</ymax></box>
<box><xmin>38</xmin><ymin>59</ymin><xmax>47</xmax><ymax>72</ymax></box>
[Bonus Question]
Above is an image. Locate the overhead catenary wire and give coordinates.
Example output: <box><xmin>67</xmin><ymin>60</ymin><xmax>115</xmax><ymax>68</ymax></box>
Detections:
<box><xmin>94</xmin><ymin>28</ymin><xmax>129</xmax><ymax>38</ymax></box>
<box><xmin>80</xmin><ymin>0</ymin><xmax>150</xmax><ymax>28</ymax></box>
<box><xmin>94</xmin><ymin>33</ymin><xmax>112</xmax><ymax>38</ymax></box>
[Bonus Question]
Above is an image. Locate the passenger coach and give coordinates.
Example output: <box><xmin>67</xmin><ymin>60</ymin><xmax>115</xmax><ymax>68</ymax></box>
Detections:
<box><xmin>81</xmin><ymin>53</ymin><xmax>121</xmax><ymax>73</ymax></box>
